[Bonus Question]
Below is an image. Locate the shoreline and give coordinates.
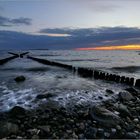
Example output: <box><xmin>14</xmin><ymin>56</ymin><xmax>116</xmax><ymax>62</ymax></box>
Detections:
<box><xmin>0</xmin><ymin>87</ymin><xmax>140</xmax><ymax>139</ymax></box>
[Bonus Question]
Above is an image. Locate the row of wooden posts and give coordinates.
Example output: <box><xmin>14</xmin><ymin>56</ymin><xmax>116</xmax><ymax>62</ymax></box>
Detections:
<box><xmin>0</xmin><ymin>55</ymin><xmax>18</xmax><ymax>65</ymax></box>
<box><xmin>27</xmin><ymin>56</ymin><xmax>140</xmax><ymax>88</ymax></box>
<box><xmin>0</xmin><ymin>53</ymin><xmax>139</xmax><ymax>88</ymax></box>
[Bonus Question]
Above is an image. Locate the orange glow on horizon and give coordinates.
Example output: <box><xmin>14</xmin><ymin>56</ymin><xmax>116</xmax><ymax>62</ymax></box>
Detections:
<box><xmin>75</xmin><ymin>45</ymin><xmax>140</xmax><ymax>50</ymax></box>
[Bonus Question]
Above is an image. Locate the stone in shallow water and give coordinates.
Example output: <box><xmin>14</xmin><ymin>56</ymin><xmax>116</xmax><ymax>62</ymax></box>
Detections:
<box><xmin>106</xmin><ymin>89</ymin><xmax>114</xmax><ymax>94</ymax></box>
<box><xmin>90</xmin><ymin>106</ymin><xmax>121</xmax><ymax>127</ymax></box>
<box><xmin>14</xmin><ymin>76</ymin><xmax>26</xmax><ymax>82</ymax></box>
<box><xmin>36</xmin><ymin>93</ymin><xmax>55</xmax><ymax>99</ymax></box>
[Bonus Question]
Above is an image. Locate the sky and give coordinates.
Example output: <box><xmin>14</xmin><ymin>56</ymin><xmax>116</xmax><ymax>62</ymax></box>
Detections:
<box><xmin>0</xmin><ymin>0</ymin><xmax>140</xmax><ymax>50</ymax></box>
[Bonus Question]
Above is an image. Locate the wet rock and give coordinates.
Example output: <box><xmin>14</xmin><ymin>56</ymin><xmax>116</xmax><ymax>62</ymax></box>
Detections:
<box><xmin>0</xmin><ymin>122</ymin><xmax>19</xmax><ymax>138</ymax></box>
<box><xmin>32</xmin><ymin>135</ymin><xmax>39</xmax><ymax>139</ymax></box>
<box><xmin>96</xmin><ymin>128</ymin><xmax>104</xmax><ymax>138</ymax></box>
<box><xmin>90</xmin><ymin>106</ymin><xmax>121</xmax><ymax>127</ymax></box>
<box><xmin>85</xmin><ymin>127</ymin><xmax>97</xmax><ymax>139</ymax></box>
<box><xmin>106</xmin><ymin>89</ymin><xmax>114</xmax><ymax>94</ymax></box>
<box><xmin>117</xmin><ymin>103</ymin><xmax>131</xmax><ymax>117</ymax></box>
<box><xmin>124</xmin><ymin>132</ymin><xmax>137</xmax><ymax>139</ymax></box>
<box><xmin>119</xmin><ymin>91</ymin><xmax>135</xmax><ymax>102</ymax></box>
<box><xmin>36</xmin><ymin>93</ymin><xmax>56</xmax><ymax>99</ymax></box>
<box><xmin>125</xmin><ymin>124</ymin><xmax>135</xmax><ymax>131</ymax></box>
<box><xmin>27</xmin><ymin>129</ymin><xmax>40</xmax><ymax>135</ymax></box>
<box><xmin>104</xmin><ymin>132</ymin><xmax>110</xmax><ymax>138</ymax></box>
<box><xmin>14</xmin><ymin>76</ymin><xmax>26</xmax><ymax>82</ymax></box>
<box><xmin>9</xmin><ymin>106</ymin><xmax>26</xmax><ymax>117</ymax></box>
<box><xmin>133</xmin><ymin>118</ymin><xmax>139</xmax><ymax>123</ymax></box>
<box><xmin>38</xmin><ymin>125</ymin><xmax>50</xmax><ymax>133</ymax></box>
<box><xmin>125</xmin><ymin>88</ymin><xmax>138</xmax><ymax>96</ymax></box>
<box><xmin>78</xmin><ymin>134</ymin><xmax>85</xmax><ymax>139</ymax></box>
<box><xmin>116</xmin><ymin>125</ymin><xmax>122</xmax><ymax>130</ymax></box>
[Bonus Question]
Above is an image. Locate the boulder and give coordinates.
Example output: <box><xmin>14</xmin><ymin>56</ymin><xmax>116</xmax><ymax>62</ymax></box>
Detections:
<box><xmin>0</xmin><ymin>122</ymin><xmax>18</xmax><ymax>138</ymax></box>
<box><xmin>90</xmin><ymin>106</ymin><xmax>121</xmax><ymax>127</ymax></box>
<box><xmin>119</xmin><ymin>91</ymin><xmax>135</xmax><ymax>102</ymax></box>
<box><xmin>117</xmin><ymin>103</ymin><xmax>131</xmax><ymax>117</ymax></box>
<box><xmin>9</xmin><ymin>106</ymin><xmax>26</xmax><ymax>117</ymax></box>
<box><xmin>14</xmin><ymin>76</ymin><xmax>26</xmax><ymax>82</ymax></box>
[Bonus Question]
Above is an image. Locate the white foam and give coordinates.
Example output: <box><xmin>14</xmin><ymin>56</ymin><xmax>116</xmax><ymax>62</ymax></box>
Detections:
<box><xmin>0</xmin><ymin>85</ymin><xmax>36</xmax><ymax>111</ymax></box>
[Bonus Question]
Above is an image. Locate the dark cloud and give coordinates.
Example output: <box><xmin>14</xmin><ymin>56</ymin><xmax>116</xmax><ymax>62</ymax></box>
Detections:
<box><xmin>0</xmin><ymin>16</ymin><xmax>32</xmax><ymax>26</ymax></box>
<box><xmin>39</xmin><ymin>27</ymin><xmax>140</xmax><ymax>47</ymax></box>
<box><xmin>1</xmin><ymin>27</ymin><xmax>140</xmax><ymax>50</ymax></box>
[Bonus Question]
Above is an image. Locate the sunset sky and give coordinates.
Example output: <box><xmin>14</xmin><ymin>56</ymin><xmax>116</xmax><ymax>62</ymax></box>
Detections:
<box><xmin>0</xmin><ymin>0</ymin><xmax>140</xmax><ymax>50</ymax></box>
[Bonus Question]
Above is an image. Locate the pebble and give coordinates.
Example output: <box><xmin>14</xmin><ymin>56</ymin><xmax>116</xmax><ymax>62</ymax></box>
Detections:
<box><xmin>114</xmin><ymin>111</ymin><xmax>120</xmax><ymax>115</ymax></box>
<box><xmin>116</xmin><ymin>125</ymin><xmax>121</xmax><ymax>130</ymax></box>
<box><xmin>104</xmin><ymin>132</ymin><xmax>110</xmax><ymax>138</ymax></box>
<box><xmin>78</xmin><ymin>134</ymin><xmax>85</xmax><ymax>139</ymax></box>
<box><xmin>133</xmin><ymin>118</ymin><xmax>139</xmax><ymax>123</ymax></box>
<box><xmin>111</xmin><ymin>128</ymin><xmax>116</xmax><ymax>133</ymax></box>
<box><xmin>96</xmin><ymin>128</ymin><xmax>104</xmax><ymax>138</ymax></box>
<box><xmin>66</xmin><ymin>130</ymin><xmax>73</xmax><ymax>134</ymax></box>
<box><xmin>125</xmin><ymin>132</ymin><xmax>137</xmax><ymax>139</ymax></box>
<box><xmin>32</xmin><ymin>135</ymin><xmax>39</xmax><ymax>139</ymax></box>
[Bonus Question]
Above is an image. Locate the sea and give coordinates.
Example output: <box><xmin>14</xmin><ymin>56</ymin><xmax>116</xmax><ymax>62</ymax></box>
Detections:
<box><xmin>0</xmin><ymin>50</ymin><xmax>140</xmax><ymax>112</ymax></box>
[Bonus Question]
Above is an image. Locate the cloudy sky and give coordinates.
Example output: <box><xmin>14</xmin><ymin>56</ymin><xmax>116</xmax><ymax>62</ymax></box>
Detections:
<box><xmin>0</xmin><ymin>0</ymin><xmax>140</xmax><ymax>50</ymax></box>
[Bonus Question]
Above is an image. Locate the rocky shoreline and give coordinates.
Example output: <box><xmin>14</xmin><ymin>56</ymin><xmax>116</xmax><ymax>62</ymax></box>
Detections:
<box><xmin>0</xmin><ymin>87</ymin><xmax>140</xmax><ymax>139</ymax></box>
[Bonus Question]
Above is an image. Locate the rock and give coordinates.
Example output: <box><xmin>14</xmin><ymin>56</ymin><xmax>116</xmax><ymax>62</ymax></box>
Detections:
<box><xmin>104</xmin><ymin>132</ymin><xmax>110</xmax><ymax>138</ymax></box>
<box><xmin>0</xmin><ymin>122</ymin><xmax>18</xmax><ymax>138</ymax></box>
<box><xmin>27</xmin><ymin>129</ymin><xmax>40</xmax><ymax>135</ymax></box>
<box><xmin>36</xmin><ymin>93</ymin><xmax>56</xmax><ymax>99</ymax></box>
<box><xmin>90</xmin><ymin>106</ymin><xmax>121</xmax><ymax>127</ymax></box>
<box><xmin>119</xmin><ymin>91</ymin><xmax>135</xmax><ymax>102</ymax></box>
<box><xmin>9</xmin><ymin>106</ymin><xmax>26</xmax><ymax>117</ymax></box>
<box><xmin>78</xmin><ymin>134</ymin><xmax>85</xmax><ymax>139</ymax></box>
<box><xmin>38</xmin><ymin>125</ymin><xmax>50</xmax><ymax>133</ymax></box>
<box><xmin>14</xmin><ymin>76</ymin><xmax>26</xmax><ymax>82</ymax></box>
<box><xmin>116</xmin><ymin>125</ymin><xmax>121</xmax><ymax>130</ymax></box>
<box><xmin>124</xmin><ymin>132</ymin><xmax>137</xmax><ymax>139</ymax></box>
<box><xmin>85</xmin><ymin>127</ymin><xmax>97</xmax><ymax>139</ymax></box>
<box><xmin>117</xmin><ymin>103</ymin><xmax>131</xmax><ymax>117</ymax></box>
<box><xmin>111</xmin><ymin>128</ymin><xmax>116</xmax><ymax>133</ymax></box>
<box><xmin>125</xmin><ymin>124</ymin><xmax>135</xmax><ymax>131</ymax></box>
<box><xmin>106</xmin><ymin>89</ymin><xmax>114</xmax><ymax>94</ymax></box>
<box><xmin>125</xmin><ymin>88</ymin><xmax>138</xmax><ymax>96</ymax></box>
<box><xmin>133</xmin><ymin>118</ymin><xmax>139</xmax><ymax>123</ymax></box>
<box><xmin>96</xmin><ymin>128</ymin><xmax>104</xmax><ymax>138</ymax></box>
<box><xmin>32</xmin><ymin>135</ymin><xmax>39</xmax><ymax>139</ymax></box>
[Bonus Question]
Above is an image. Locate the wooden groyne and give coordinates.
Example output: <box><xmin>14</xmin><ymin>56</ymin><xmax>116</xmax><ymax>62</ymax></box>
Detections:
<box><xmin>27</xmin><ymin>56</ymin><xmax>73</xmax><ymax>70</ymax></box>
<box><xmin>8</xmin><ymin>52</ymin><xmax>29</xmax><ymax>58</ymax></box>
<box><xmin>0</xmin><ymin>55</ymin><xmax>19</xmax><ymax>65</ymax></box>
<box><xmin>20</xmin><ymin>52</ymin><xmax>29</xmax><ymax>58</ymax></box>
<box><xmin>27</xmin><ymin>56</ymin><xmax>140</xmax><ymax>88</ymax></box>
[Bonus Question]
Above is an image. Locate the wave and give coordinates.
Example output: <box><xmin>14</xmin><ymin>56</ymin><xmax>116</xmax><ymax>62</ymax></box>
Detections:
<box><xmin>53</xmin><ymin>59</ymin><xmax>100</xmax><ymax>62</ymax></box>
<box><xmin>111</xmin><ymin>66</ymin><xmax>140</xmax><ymax>73</ymax></box>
